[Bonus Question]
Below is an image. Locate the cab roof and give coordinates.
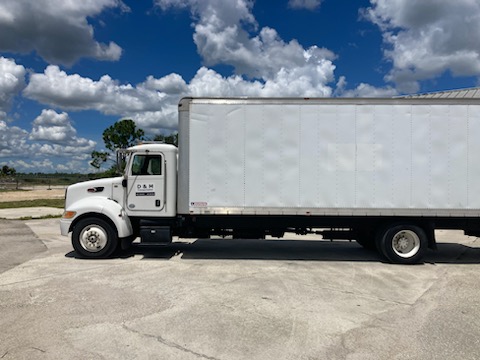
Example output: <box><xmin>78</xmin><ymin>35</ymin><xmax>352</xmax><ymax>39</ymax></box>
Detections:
<box><xmin>127</xmin><ymin>142</ymin><xmax>178</xmax><ymax>153</ymax></box>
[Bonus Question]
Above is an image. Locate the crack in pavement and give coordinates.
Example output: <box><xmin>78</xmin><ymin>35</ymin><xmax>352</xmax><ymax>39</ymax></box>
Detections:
<box><xmin>122</xmin><ymin>324</ymin><xmax>221</xmax><ymax>360</ymax></box>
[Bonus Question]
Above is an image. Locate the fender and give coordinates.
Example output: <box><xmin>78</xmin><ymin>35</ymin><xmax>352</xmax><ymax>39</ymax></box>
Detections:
<box><xmin>61</xmin><ymin>196</ymin><xmax>133</xmax><ymax>238</ymax></box>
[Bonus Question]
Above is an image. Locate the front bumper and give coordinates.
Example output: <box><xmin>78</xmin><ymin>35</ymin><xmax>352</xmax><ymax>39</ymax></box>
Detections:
<box><xmin>60</xmin><ymin>218</ymin><xmax>72</xmax><ymax>236</ymax></box>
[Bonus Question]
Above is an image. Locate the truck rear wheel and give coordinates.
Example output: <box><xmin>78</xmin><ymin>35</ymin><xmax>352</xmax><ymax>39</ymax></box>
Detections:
<box><xmin>72</xmin><ymin>218</ymin><xmax>118</xmax><ymax>259</ymax></box>
<box><xmin>376</xmin><ymin>224</ymin><xmax>427</xmax><ymax>264</ymax></box>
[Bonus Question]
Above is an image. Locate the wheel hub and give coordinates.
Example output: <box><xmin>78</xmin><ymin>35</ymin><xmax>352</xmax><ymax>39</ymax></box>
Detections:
<box><xmin>392</xmin><ymin>230</ymin><xmax>420</xmax><ymax>258</ymax></box>
<box><xmin>397</xmin><ymin>235</ymin><xmax>409</xmax><ymax>250</ymax></box>
<box><xmin>79</xmin><ymin>225</ymin><xmax>108</xmax><ymax>253</ymax></box>
<box><xmin>86</xmin><ymin>231</ymin><xmax>100</xmax><ymax>248</ymax></box>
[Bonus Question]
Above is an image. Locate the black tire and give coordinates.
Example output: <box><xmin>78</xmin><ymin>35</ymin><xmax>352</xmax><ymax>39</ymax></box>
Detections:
<box><xmin>376</xmin><ymin>224</ymin><xmax>427</xmax><ymax>264</ymax></box>
<box><xmin>72</xmin><ymin>218</ymin><xmax>118</xmax><ymax>259</ymax></box>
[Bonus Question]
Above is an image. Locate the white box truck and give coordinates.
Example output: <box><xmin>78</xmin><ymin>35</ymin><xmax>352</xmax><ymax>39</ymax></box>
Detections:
<box><xmin>61</xmin><ymin>96</ymin><xmax>480</xmax><ymax>263</ymax></box>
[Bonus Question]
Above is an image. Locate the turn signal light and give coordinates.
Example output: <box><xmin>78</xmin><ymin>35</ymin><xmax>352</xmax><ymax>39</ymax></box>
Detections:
<box><xmin>62</xmin><ymin>211</ymin><xmax>77</xmax><ymax>219</ymax></box>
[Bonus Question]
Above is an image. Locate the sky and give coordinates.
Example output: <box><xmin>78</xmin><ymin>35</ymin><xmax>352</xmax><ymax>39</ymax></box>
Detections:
<box><xmin>1</xmin><ymin>0</ymin><xmax>480</xmax><ymax>173</ymax></box>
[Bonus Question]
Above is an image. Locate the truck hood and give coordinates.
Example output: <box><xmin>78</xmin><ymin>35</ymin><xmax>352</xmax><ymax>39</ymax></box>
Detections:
<box><xmin>65</xmin><ymin>177</ymin><xmax>123</xmax><ymax>208</ymax></box>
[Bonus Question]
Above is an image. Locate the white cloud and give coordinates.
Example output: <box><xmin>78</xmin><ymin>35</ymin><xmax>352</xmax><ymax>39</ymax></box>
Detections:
<box><xmin>288</xmin><ymin>0</ymin><xmax>322</xmax><ymax>10</ymax></box>
<box><xmin>0</xmin><ymin>57</ymin><xmax>26</xmax><ymax>119</ymax></box>
<box><xmin>0</xmin><ymin>0</ymin><xmax>127</xmax><ymax>66</ymax></box>
<box><xmin>30</xmin><ymin>110</ymin><xmax>76</xmax><ymax>143</ymax></box>
<box><xmin>10</xmin><ymin>157</ymin><xmax>90</xmax><ymax>173</ymax></box>
<box><xmin>156</xmin><ymin>0</ymin><xmax>336</xmax><ymax>90</ymax></box>
<box><xmin>55</xmin><ymin>160</ymin><xmax>91</xmax><ymax>173</ymax></box>
<box><xmin>157</xmin><ymin>0</ymin><xmax>256</xmax><ymax>26</ymax></box>
<box><xmin>23</xmin><ymin>66</ymin><xmax>181</xmax><ymax>131</ymax></box>
<box><xmin>37</xmin><ymin>143</ymin><xmax>95</xmax><ymax>160</ymax></box>
<box><xmin>0</xmin><ymin>110</ymin><xmax>96</xmax><ymax>173</ymax></box>
<box><xmin>30</xmin><ymin>110</ymin><xmax>95</xmax><ymax>151</ymax></box>
<box><xmin>188</xmin><ymin>67</ymin><xmax>262</xmax><ymax>96</ymax></box>
<box><xmin>0</xmin><ymin>120</ymin><xmax>29</xmax><ymax>157</ymax></box>
<box><xmin>9</xmin><ymin>159</ymin><xmax>54</xmax><ymax>172</ymax></box>
<box><xmin>364</xmin><ymin>0</ymin><xmax>480</xmax><ymax>92</ymax></box>
<box><xmin>334</xmin><ymin>76</ymin><xmax>397</xmax><ymax>97</ymax></box>
<box><xmin>143</xmin><ymin>74</ymin><xmax>189</xmax><ymax>94</ymax></box>
<box><xmin>24</xmin><ymin>66</ymin><xmax>161</xmax><ymax>114</ymax></box>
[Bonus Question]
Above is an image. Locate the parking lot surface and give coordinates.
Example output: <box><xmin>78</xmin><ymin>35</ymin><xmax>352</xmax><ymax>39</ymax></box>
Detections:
<box><xmin>1</xmin><ymin>218</ymin><xmax>480</xmax><ymax>359</ymax></box>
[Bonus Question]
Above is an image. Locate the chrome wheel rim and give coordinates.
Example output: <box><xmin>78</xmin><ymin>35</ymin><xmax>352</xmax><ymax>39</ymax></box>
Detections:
<box><xmin>392</xmin><ymin>230</ymin><xmax>420</xmax><ymax>258</ymax></box>
<box><xmin>79</xmin><ymin>225</ymin><xmax>108</xmax><ymax>253</ymax></box>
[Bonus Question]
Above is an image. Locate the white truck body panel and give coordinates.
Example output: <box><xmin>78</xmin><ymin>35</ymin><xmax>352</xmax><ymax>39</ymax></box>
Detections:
<box><xmin>178</xmin><ymin>97</ymin><xmax>480</xmax><ymax>217</ymax></box>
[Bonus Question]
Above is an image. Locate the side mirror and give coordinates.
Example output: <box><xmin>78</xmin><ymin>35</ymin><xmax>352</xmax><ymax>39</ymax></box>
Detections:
<box><xmin>122</xmin><ymin>179</ymin><xmax>127</xmax><ymax>188</ymax></box>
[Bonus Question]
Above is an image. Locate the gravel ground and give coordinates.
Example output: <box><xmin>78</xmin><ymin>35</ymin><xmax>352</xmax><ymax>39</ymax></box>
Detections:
<box><xmin>0</xmin><ymin>188</ymin><xmax>65</xmax><ymax>202</ymax></box>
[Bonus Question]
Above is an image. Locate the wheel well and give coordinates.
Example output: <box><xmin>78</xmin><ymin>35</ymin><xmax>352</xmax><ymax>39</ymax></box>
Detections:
<box><xmin>70</xmin><ymin>213</ymin><xmax>118</xmax><ymax>237</ymax></box>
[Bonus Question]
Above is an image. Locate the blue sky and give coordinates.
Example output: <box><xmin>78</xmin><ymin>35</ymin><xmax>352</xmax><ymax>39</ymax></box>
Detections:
<box><xmin>1</xmin><ymin>0</ymin><xmax>480</xmax><ymax>173</ymax></box>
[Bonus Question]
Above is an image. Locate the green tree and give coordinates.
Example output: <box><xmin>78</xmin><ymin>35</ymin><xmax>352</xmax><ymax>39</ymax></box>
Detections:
<box><xmin>103</xmin><ymin>119</ymin><xmax>145</xmax><ymax>151</ymax></box>
<box><xmin>1</xmin><ymin>165</ymin><xmax>16</xmax><ymax>176</ymax></box>
<box><xmin>153</xmin><ymin>132</ymin><xmax>178</xmax><ymax>146</ymax></box>
<box><xmin>90</xmin><ymin>151</ymin><xmax>110</xmax><ymax>170</ymax></box>
<box><xmin>91</xmin><ymin>119</ymin><xmax>145</xmax><ymax>171</ymax></box>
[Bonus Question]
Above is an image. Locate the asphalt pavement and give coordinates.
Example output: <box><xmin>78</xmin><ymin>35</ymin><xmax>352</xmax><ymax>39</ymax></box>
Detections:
<box><xmin>1</xmin><ymin>217</ymin><xmax>480</xmax><ymax>359</ymax></box>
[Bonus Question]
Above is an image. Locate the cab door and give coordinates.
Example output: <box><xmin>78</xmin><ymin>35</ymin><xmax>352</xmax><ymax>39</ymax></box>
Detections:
<box><xmin>126</xmin><ymin>153</ymin><xmax>165</xmax><ymax>212</ymax></box>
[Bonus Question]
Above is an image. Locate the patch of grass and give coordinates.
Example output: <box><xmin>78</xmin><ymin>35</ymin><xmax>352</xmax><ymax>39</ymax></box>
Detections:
<box><xmin>18</xmin><ymin>214</ymin><xmax>63</xmax><ymax>220</ymax></box>
<box><xmin>0</xmin><ymin>199</ymin><xmax>65</xmax><ymax>209</ymax></box>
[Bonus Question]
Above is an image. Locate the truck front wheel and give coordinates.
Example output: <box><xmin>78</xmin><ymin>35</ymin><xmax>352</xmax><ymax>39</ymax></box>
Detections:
<box><xmin>377</xmin><ymin>224</ymin><xmax>427</xmax><ymax>264</ymax></box>
<box><xmin>72</xmin><ymin>218</ymin><xmax>118</xmax><ymax>259</ymax></box>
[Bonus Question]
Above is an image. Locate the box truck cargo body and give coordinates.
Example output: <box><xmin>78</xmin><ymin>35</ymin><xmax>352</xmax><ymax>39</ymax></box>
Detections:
<box><xmin>61</xmin><ymin>96</ymin><xmax>480</xmax><ymax>263</ymax></box>
<box><xmin>179</xmin><ymin>98</ymin><xmax>480</xmax><ymax>216</ymax></box>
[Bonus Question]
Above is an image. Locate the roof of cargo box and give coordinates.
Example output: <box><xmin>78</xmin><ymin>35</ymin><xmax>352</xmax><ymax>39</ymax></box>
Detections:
<box><xmin>179</xmin><ymin>88</ymin><xmax>480</xmax><ymax>106</ymax></box>
<box><xmin>403</xmin><ymin>87</ymin><xmax>480</xmax><ymax>99</ymax></box>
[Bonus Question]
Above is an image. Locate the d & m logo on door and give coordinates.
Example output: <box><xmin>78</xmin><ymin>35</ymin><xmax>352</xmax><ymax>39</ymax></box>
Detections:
<box><xmin>136</xmin><ymin>183</ymin><xmax>155</xmax><ymax>196</ymax></box>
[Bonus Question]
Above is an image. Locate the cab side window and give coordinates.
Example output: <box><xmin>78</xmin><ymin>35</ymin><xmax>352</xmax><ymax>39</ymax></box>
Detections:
<box><xmin>131</xmin><ymin>155</ymin><xmax>163</xmax><ymax>176</ymax></box>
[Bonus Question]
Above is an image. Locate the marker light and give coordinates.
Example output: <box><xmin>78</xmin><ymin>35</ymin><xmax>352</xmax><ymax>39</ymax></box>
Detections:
<box><xmin>62</xmin><ymin>211</ymin><xmax>76</xmax><ymax>219</ymax></box>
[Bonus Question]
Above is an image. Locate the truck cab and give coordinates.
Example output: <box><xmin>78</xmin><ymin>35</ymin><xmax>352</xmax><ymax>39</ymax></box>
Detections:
<box><xmin>60</xmin><ymin>143</ymin><xmax>178</xmax><ymax>258</ymax></box>
<box><xmin>122</xmin><ymin>143</ymin><xmax>177</xmax><ymax>218</ymax></box>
